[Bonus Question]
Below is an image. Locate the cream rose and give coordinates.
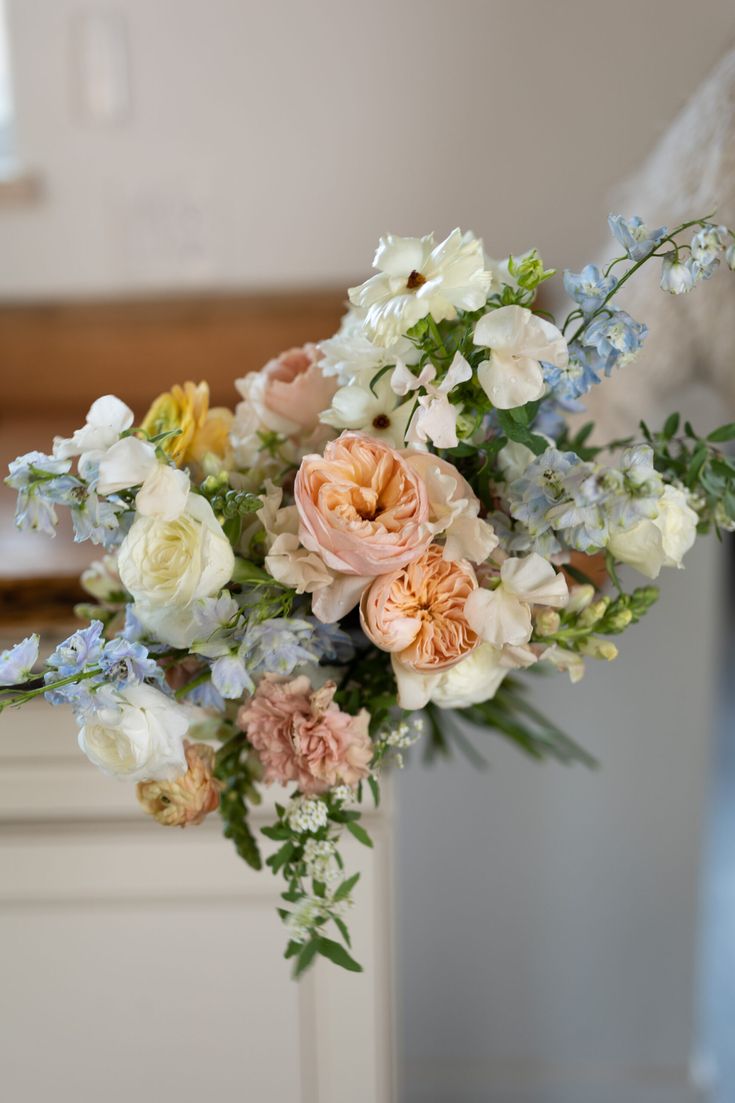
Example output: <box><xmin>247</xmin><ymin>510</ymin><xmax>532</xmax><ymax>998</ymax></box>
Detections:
<box><xmin>607</xmin><ymin>485</ymin><xmax>698</xmax><ymax>579</ymax></box>
<box><xmin>390</xmin><ymin>643</ymin><xmax>507</xmax><ymax>711</ymax></box>
<box><xmin>118</xmin><ymin>493</ymin><xmax>234</xmax><ymax>612</ymax></box>
<box><xmin>78</xmin><ymin>684</ymin><xmax>189</xmax><ymax>782</ymax></box>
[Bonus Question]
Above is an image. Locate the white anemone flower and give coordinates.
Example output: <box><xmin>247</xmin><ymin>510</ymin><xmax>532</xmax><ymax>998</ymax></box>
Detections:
<box><xmin>320</xmin><ymin>373</ymin><xmax>416</xmax><ymax>447</ymax></box>
<box><xmin>391</xmin><ymin>352</ymin><xmax>472</xmax><ymax>450</ymax></box>
<box><xmin>348</xmin><ymin>229</ymin><xmax>492</xmax><ymax>347</ymax></box>
<box><xmin>473</xmin><ymin>305</ymin><xmax>568</xmax><ymax>409</ymax></box>
<box><xmin>464</xmin><ymin>552</ymin><xmax>568</xmax><ymax>648</ymax></box>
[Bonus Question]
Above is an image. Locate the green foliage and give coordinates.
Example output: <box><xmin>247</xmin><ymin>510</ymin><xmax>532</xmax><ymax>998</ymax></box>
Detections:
<box><xmin>215</xmin><ymin>731</ymin><xmax>263</xmax><ymax>871</ymax></box>
<box><xmin>641</xmin><ymin>417</ymin><xmax>735</xmax><ymax>534</ymax></box>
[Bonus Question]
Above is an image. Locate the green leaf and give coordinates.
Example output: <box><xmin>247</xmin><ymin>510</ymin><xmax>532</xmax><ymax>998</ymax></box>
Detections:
<box><xmin>496</xmin><ymin>410</ymin><xmax>547</xmax><ymax>455</ymax></box>
<box><xmin>707</xmin><ymin>423</ymin><xmax>735</xmax><ymax>443</ymax></box>
<box><xmin>284</xmin><ymin>940</ymin><xmax>301</xmax><ymax>960</ymax></box>
<box><xmin>662</xmin><ymin>412</ymin><xmax>680</xmax><ymax>440</ymax></box>
<box><xmin>316</xmin><ymin>937</ymin><xmax>363</xmax><ymax>973</ymax></box>
<box><xmin>231</xmin><ymin>558</ymin><xmax>273</xmax><ymax>585</ymax></box>
<box><xmin>332</xmin><ymin>915</ymin><xmax>352</xmax><ymax>948</ymax></box>
<box><xmin>346</xmin><ymin>821</ymin><xmax>373</xmax><ymax>848</ymax></box>
<box><xmin>293</xmin><ymin>938</ymin><xmax>320</xmax><ymax>978</ymax></box>
<box><xmin>333</xmin><ymin>872</ymin><xmax>361</xmax><ymax>903</ymax></box>
<box><xmin>268</xmin><ymin>840</ymin><xmax>295</xmax><ymax>873</ymax></box>
<box><xmin>369</xmin><ymin>363</ymin><xmax>394</xmax><ymax>396</ymax></box>
<box><xmin>367</xmin><ymin>775</ymin><xmax>381</xmax><ymax>808</ymax></box>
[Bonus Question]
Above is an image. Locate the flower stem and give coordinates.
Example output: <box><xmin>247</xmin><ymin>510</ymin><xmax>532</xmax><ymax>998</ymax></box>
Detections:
<box><xmin>0</xmin><ymin>668</ymin><xmax>100</xmax><ymax>711</ymax></box>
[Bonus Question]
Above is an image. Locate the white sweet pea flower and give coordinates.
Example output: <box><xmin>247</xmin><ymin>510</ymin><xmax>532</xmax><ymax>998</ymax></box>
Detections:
<box><xmin>541</xmin><ymin>643</ymin><xmax>585</xmax><ymax>683</ymax></box>
<box><xmin>607</xmin><ymin>485</ymin><xmax>698</xmax><ymax>579</ymax></box>
<box><xmin>464</xmin><ymin>552</ymin><xmax>568</xmax><ymax>647</ymax></box>
<box><xmin>320</xmin><ymin>373</ymin><xmax>415</xmax><ymax>447</ymax></box>
<box><xmin>53</xmin><ymin>395</ymin><xmax>135</xmax><ymax>460</ymax></box>
<box><xmin>391</xmin><ymin>352</ymin><xmax>472</xmax><ymax>449</ymax></box>
<box><xmin>349</xmin><ymin>229</ymin><xmax>492</xmax><ymax>347</ymax></box>
<box><xmin>403</xmin><ymin>451</ymin><xmax>498</xmax><ymax>563</ymax></box>
<box><xmin>473</xmin><ymin>305</ymin><xmax>567</xmax><ymax>409</ymax></box>
<box><xmin>77</xmin><ymin>684</ymin><xmax>189</xmax><ymax>782</ymax></box>
<box><xmin>391</xmin><ymin>642</ymin><xmax>508</xmax><ymax>710</ymax></box>
<box><xmin>97</xmin><ymin>436</ymin><xmax>157</xmax><ymax>494</ymax></box>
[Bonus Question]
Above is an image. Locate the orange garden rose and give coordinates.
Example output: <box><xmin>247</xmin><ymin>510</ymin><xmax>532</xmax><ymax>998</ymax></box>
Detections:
<box><xmin>136</xmin><ymin>740</ymin><xmax>223</xmax><ymax>827</ymax></box>
<box><xmin>294</xmin><ymin>432</ymin><xmax>431</xmax><ymax>576</ymax></box>
<box><xmin>141</xmin><ymin>380</ymin><xmax>233</xmax><ymax>467</ymax></box>
<box><xmin>360</xmin><ymin>543</ymin><xmax>479</xmax><ymax>672</ymax></box>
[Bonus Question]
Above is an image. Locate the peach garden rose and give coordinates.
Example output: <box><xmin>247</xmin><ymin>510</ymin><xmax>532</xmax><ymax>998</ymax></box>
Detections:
<box><xmin>294</xmin><ymin>431</ymin><xmax>431</xmax><ymax>577</ymax></box>
<box><xmin>360</xmin><ymin>543</ymin><xmax>479</xmax><ymax>673</ymax></box>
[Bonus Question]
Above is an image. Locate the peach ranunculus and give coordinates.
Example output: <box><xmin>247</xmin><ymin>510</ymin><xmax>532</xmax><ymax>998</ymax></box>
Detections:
<box><xmin>294</xmin><ymin>432</ymin><xmax>432</xmax><ymax>579</ymax></box>
<box><xmin>360</xmin><ymin>543</ymin><xmax>479</xmax><ymax>673</ymax></box>
<box><xmin>234</xmin><ymin>344</ymin><xmax>338</xmax><ymax>438</ymax></box>
<box><xmin>141</xmin><ymin>381</ymin><xmax>233</xmax><ymax>467</ymax></box>
<box><xmin>136</xmin><ymin>740</ymin><xmax>223</xmax><ymax>827</ymax></box>
<box><xmin>237</xmin><ymin>675</ymin><xmax>372</xmax><ymax>795</ymax></box>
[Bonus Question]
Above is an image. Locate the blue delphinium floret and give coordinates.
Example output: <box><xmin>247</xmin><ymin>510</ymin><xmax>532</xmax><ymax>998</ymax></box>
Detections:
<box><xmin>47</xmin><ymin>621</ymin><xmax>105</xmax><ymax>676</ymax></box>
<box><xmin>608</xmin><ymin>214</ymin><xmax>668</xmax><ymax>261</ymax></box>
<box><xmin>98</xmin><ymin>637</ymin><xmax>162</xmax><ymax>689</ymax></box>
<box><xmin>0</xmin><ymin>635</ymin><xmax>40</xmax><ymax>685</ymax></box>
<box><xmin>581</xmin><ymin>310</ymin><xmax>647</xmax><ymax>375</ymax></box>
<box><xmin>563</xmin><ymin>264</ymin><xmax>618</xmax><ymax>316</ymax></box>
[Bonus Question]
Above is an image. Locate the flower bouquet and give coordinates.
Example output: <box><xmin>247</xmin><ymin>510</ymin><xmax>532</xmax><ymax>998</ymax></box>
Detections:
<box><xmin>2</xmin><ymin>213</ymin><xmax>735</xmax><ymax>977</ymax></box>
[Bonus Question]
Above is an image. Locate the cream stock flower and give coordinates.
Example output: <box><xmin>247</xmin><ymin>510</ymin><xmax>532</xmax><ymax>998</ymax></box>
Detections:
<box><xmin>349</xmin><ymin>229</ymin><xmax>492</xmax><ymax>347</ymax></box>
<box><xmin>473</xmin><ymin>305</ymin><xmax>568</xmax><ymax>409</ymax></box>
<box><xmin>361</xmin><ymin>544</ymin><xmax>478</xmax><ymax>675</ymax></box>
<box><xmin>464</xmin><ymin>552</ymin><xmax>569</xmax><ymax>647</ymax></box>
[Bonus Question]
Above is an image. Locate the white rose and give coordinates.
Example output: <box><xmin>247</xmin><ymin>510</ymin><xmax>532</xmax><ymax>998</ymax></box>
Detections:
<box><xmin>391</xmin><ymin>643</ymin><xmax>508</xmax><ymax>711</ymax></box>
<box><xmin>118</xmin><ymin>493</ymin><xmax>234</xmax><ymax>611</ymax></box>
<box><xmin>78</xmin><ymin>684</ymin><xmax>189</xmax><ymax>781</ymax></box>
<box><xmin>607</xmin><ymin>485</ymin><xmax>698</xmax><ymax>579</ymax></box>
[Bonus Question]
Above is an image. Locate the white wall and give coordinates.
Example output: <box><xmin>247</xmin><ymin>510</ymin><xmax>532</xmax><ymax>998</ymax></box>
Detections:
<box><xmin>0</xmin><ymin>0</ymin><xmax>734</xmax><ymax>297</ymax></box>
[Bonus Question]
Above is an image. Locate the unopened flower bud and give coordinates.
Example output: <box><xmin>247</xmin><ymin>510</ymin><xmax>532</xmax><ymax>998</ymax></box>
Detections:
<box><xmin>137</xmin><ymin>741</ymin><xmax>222</xmax><ymax>827</ymax></box>
<box><xmin>605</xmin><ymin>607</ymin><xmax>634</xmax><ymax>631</ymax></box>
<box><xmin>579</xmin><ymin>637</ymin><xmax>618</xmax><ymax>661</ymax></box>
<box><xmin>565</xmin><ymin>584</ymin><xmax>595</xmax><ymax>614</ymax></box>
<box><xmin>578</xmin><ymin>598</ymin><xmax>610</xmax><ymax>627</ymax></box>
<box><xmin>535</xmin><ymin>608</ymin><xmax>561</xmax><ymax>635</ymax></box>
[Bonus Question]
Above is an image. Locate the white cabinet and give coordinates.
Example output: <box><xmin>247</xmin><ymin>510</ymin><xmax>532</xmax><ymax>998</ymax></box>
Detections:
<box><xmin>0</xmin><ymin>702</ymin><xmax>395</xmax><ymax>1103</ymax></box>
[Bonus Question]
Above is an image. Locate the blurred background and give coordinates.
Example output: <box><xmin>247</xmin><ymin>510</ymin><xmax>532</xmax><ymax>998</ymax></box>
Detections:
<box><xmin>1</xmin><ymin>2</ymin><xmax>735</xmax><ymax>1101</ymax></box>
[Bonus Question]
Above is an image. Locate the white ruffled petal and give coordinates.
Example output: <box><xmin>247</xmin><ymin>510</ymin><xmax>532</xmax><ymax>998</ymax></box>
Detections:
<box><xmin>477</xmin><ymin>352</ymin><xmax>545</xmax><ymax>409</ymax></box>
<box><xmin>464</xmin><ymin>586</ymin><xmax>533</xmax><ymax>647</ymax></box>
<box><xmin>97</xmin><ymin>436</ymin><xmax>157</xmax><ymax>495</ymax></box>
<box><xmin>500</xmin><ymin>553</ymin><xmax>569</xmax><ymax>607</ymax></box>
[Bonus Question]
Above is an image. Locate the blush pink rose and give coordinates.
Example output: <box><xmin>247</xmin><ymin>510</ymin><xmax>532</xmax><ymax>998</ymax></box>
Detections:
<box><xmin>360</xmin><ymin>543</ymin><xmax>479</xmax><ymax>671</ymax></box>
<box><xmin>294</xmin><ymin>431</ymin><xmax>431</xmax><ymax>576</ymax></box>
<box><xmin>237</xmin><ymin>675</ymin><xmax>372</xmax><ymax>795</ymax></box>
<box><xmin>262</xmin><ymin>344</ymin><xmax>338</xmax><ymax>433</ymax></box>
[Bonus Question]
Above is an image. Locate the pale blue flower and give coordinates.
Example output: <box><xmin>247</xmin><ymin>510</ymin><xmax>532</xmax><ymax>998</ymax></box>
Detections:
<box><xmin>305</xmin><ymin>618</ymin><xmax>356</xmax><ymax>664</ymax></box>
<box><xmin>5</xmin><ymin>451</ymin><xmax>71</xmax><ymax>490</ymax></box>
<box><xmin>211</xmin><ymin>654</ymin><xmax>254</xmax><ymax>699</ymax></box>
<box><xmin>690</xmin><ymin>224</ymin><xmax>728</xmax><ymax>269</ymax></box>
<box><xmin>98</xmin><ymin>638</ymin><xmax>162</xmax><ymax>688</ymax></box>
<box><xmin>608</xmin><ymin>214</ymin><xmax>667</xmax><ymax>261</ymax></box>
<box><xmin>0</xmin><ymin>635</ymin><xmax>40</xmax><ymax>685</ymax></box>
<box><xmin>14</xmin><ymin>490</ymin><xmax>59</xmax><ymax>536</ymax></box>
<box><xmin>188</xmin><ymin>679</ymin><xmax>225</xmax><ymax>711</ymax></box>
<box><xmin>48</xmin><ymin>621</ymin><xmax>105</xmax><ymax>676</ymax></box>
<box><xmin>603</xmin><ymin>445</ymin><xmax>663</xmax><ymax>530</ymax></box>
<box><xmin>547</xmin><ymin>468</ymin><xmax>610</xmax><ymax>550</ymax></box>
<box><xmin>563</xmin><ymin>264</ymin><xmax>618</xmax><ymax>316</ymax></box>
<box><xmin>581</xmin><ymin>310</ymin><xmax>647</xmax><ymax>374</ymax></box>
<box><xmin>241</xmin><ymin>618</ymin><xmax>319</xmax><ymax>679</ymax></box>
<box><xmin>542</xmin><ymin>344</ymin><xmax>601</xmax><ymax>407</ymax></box>
<box><xmin>509</xmin><ymin>449</ymin><xmax>582</xmax><ymax>536</ymax></box>
<box><xmin>71</xmin><ymin>492</ymin><xmax>126</xmax><ymax>546</ymax></box>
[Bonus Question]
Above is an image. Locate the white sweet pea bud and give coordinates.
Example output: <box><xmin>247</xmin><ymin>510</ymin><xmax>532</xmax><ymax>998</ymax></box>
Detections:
<box><xmin>534</xmin><ymin>608</ymin><xmax>560</xmax><ymax>635</ymax></box>
<box><xmin>660</xmin><ymin>252</ymin><xmax>694</xmax><ymax>295</ymax></box>
<box><xmin>565</xmin><ymin>584</ymin><xmax>595</xmax><ymax>614</ymax></box>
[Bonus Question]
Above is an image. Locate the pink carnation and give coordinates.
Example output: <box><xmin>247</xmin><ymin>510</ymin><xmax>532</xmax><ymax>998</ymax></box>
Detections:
<box><xmin>237</xmin><ymin>675</ymin><xmax>372</xmax><ymax>795</ymax></box>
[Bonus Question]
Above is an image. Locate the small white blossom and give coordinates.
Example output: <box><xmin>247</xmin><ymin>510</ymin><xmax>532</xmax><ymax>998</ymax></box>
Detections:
<box><xmin>287</xmin><ymin>796</ymin><xmax>329</xmax><ymax>834</ymax></box>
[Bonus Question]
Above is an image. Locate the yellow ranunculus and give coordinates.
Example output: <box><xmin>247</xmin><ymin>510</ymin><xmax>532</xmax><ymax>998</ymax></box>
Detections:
<box><xmin>141</xmin><ymin>381</ymin><xmax>233</xmax><ymax>467</ymax></box>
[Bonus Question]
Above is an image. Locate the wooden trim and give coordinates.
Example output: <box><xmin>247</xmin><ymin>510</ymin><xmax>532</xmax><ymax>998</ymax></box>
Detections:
<box><xmin>0</xmin><ymin>289</ymin><xmax>347</xmax><ymax>415</ymax></box>
<box><xmin>0</xmin><ymin>575</ymin><xmax>85</xmax><ymax>628</ymax></box>
<box><xmin>0</xmin><ymin>169</ymin><xmax>42</xmax><ymax>205</ymax></box>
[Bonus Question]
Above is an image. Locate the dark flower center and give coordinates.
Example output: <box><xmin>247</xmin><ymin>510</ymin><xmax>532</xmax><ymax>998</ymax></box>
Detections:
<box><xmin>406</xmin><ymin>269</ymin><xmax>426</xmax><ymax>290</ymax></box>
<box><xmin>372</xmin><ymin>414</ymin><xmax>391</xmax><ymax>430</ymax></box>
